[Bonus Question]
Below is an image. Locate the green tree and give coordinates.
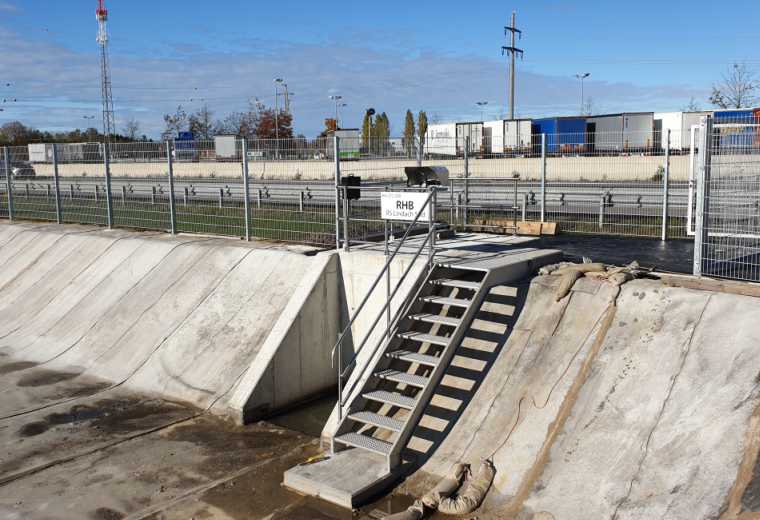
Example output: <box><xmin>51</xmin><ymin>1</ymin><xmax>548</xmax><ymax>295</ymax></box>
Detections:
<box><xmin>417</xmin><ymin>111</ymin><xmax>429</xmax><ymax>155</ymax></box>
<box><xmin>403</xmin><ymin>110</ymin><xmax>416</xmax><ymax>158</ymax></box>
<box><xmin>361</xmin><ymin>111</ymin><xmax>372</xmax><ymax>151</ymax></box>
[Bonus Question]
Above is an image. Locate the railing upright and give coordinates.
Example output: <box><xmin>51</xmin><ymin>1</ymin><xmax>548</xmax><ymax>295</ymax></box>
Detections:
<box><xmin>52</xmin><ymin>144</ymin><xmax>63</xmax><ymax>224</ymax></box>
<box><xmin>661</xmin><ymin>129</ymin><xmax>671</xmax><ymax>241</ymax></box>
<box><xmin>103</xmin><ymin>142</ymin><xmax>114</xmax><ymax>229</ymax></box>
<box><xmin>166</xmin><ymin>141</ymin><xmax>177</xmax><ymax>235</ymax></box>
<box><xmin>4</xmin><ymin>147</ymin><xmax>14</xmax><ymax>221</ymax></box>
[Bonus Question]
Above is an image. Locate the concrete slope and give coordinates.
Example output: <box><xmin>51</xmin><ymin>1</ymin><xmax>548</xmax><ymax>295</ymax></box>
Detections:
<box><xmin>0</xmin><ymin>223</ymin><xmax>340</xmax><ymax>423</ymax></box>
<box><xmin>398</xmin><ymin>276</ymin><xmax>760</xmax><ymax>520</ymax></box>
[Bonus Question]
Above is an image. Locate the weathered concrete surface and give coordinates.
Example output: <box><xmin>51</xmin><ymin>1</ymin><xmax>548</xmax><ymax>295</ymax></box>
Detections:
<box><xmin>0</xmin><ymin>222</ymin><xmax>341</xmax><ymax>422</ymax></box>
<box><xmin>393</xmin><ymin>277</ymin><xmax>760</xmax><ymax>520</ymax></box>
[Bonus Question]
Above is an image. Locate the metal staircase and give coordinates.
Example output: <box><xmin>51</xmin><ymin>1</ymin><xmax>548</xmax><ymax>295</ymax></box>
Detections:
<box><xmin>332</xmin><ymin>261</ymin><xmax>497</xmax><ymax>472</ymax></box>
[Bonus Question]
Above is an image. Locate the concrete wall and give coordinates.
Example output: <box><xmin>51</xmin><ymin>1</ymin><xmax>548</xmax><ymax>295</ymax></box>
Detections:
<box><xmin>33</xmin><ymin>154</ymin><xmax>697</xmax><ymax>182</ymax></box>
<box><xmin>0</xmin><ymin>223</ymin><xmax>347</xmax><ymax>423</ymax></box>
<box><xmin>0</xmin><ymin>222</ymin><xmax>429</xmax><ymax>426</ymax></box>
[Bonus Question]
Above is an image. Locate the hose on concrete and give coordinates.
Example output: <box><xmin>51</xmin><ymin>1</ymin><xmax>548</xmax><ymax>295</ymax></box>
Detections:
<box><xmin>437</xmin><ymin>460</ymin><xmax>496</xmax><ymax>515</ymax></box>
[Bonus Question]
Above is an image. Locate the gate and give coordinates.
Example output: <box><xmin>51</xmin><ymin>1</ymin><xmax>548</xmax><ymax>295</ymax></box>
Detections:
<box><xmin>694</xmin><ymin>115</ymin><xmax>760</xmax><ymax>282</ymax></box>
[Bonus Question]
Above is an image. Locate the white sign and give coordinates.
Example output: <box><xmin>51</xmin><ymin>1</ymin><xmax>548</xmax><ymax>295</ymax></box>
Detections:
<box><xmin>381</xmin><ymin>192</ymin><xmax>430</xmax><ymax>222</ymax></box>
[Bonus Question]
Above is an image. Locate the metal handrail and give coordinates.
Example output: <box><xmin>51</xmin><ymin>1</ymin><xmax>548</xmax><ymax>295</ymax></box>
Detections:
<box><xmin>332</xmin><ymin>188</ymin><xmax>438</xmax><ymax>419</ymax></box>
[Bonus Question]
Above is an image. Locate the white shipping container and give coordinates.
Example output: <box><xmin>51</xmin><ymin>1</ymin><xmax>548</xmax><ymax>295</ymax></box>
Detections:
<box><xmin>425</xmin><ymin>123</ymin><xmax>457</xmax><ymax>156</ymax></box>
<box><xmin>214</xmin><ymin>135</ymin><xmax>238</xmax><ymax>159</ymax></box>
<box><xmin>587</xmin><ymin>114</ymin><xmax>622</xmax><ymax>151</ymax></box>
<box><xmin>28</xmin><ymin>143</ymin><xmax>53</xmax><ymax>163</ymax></box>
<box><xmin>483</xmin><ymin>120</ymin><xmax>504</xmax><ymax>154</ymax></box>
<box><xmin>622</xmin><ymin>113</ymin><xmax>654</xmax><ymax>149</ymax></box>
<box><xmin>456</xmin><ymin>123</ymin><xmax>483</xmax><ymax>154</ymax></box>
<box><xmin>505</xmin><ymin>119</ymin><xmax>532</xmax><ymax>151</ymax></box>
<box><xmin>655</xmin><ymin>111</ymin><xmax>711</xmax><ymax>150</ymax></box>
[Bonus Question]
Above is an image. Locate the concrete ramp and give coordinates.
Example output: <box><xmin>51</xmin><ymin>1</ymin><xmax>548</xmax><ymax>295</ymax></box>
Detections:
<box><xmin>389</xmin><ymin>276</ymin><xmax>760</xmax><ymax>519</ymax></box>
<box><xmin>0</xmin><ymin>222</ymin><xmax>339</xmax><ymax>422</ymax></box>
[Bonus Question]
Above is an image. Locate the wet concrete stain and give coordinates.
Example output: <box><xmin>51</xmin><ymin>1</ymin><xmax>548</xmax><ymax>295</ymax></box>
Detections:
<box><xmin>90</xmin><ymin>507</ymin><xmax>125</xmax><ymax>520</ymax></box>
<box><xmin>741</xmin><ymin>451</ymin><xmax>760</xmax><ymax>511</ymax></box>
<box><xmin>0</xmin><ymin>360</ymin><xmax>39</xmax><ymax>375</ymax></box>
<box><xmin>17</xmin><ymin>398</ymin><xmax>191</xmax><ymax>439</ymax></box>
<box><xmin>17</xmin><ymin>368</ymin><xmax>83</xmax><ymax>387</ymax></box>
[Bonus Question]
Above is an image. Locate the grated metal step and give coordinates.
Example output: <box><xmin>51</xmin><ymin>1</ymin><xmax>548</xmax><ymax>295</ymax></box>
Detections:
<box><xmin>409</xmin><ymin>313</ymin><xmax>462</xmax><ymax>327</ymax></box>
<box><xmin>398</xmin><ymin>331</ymin><xmax>450</xmax><ymax>347</ymax></box>
<box><xmin>375</xmin><ymin>369</ymin><xmax>429</xmax><ymax>388</ymax></box>
<box><xmin>386</xmin><ymin>349</ymin><xmax>440</xmax><ymax>367</ymax></box>
<box><xmin>433</xmin><ymin>278</ymin><xmax>482</xmax><ymax>291</ymax></box>
<box><xmin>363</xmin><ymin>390</ymin><xmax>417</xmax><ymax>409</ymax></box>
<box><xmin>334</xmin><ymin>432</ymin><xmax>392</xmax><ymax>456</ymax></box>
<box><xmin>348</xmin><ymin>411</ymin><xmax>405</xmax><ymax>432</ymax></box>
<box><xmin>421</xmin><ymin>295</ymin><xmax>471</xmax><ymax>308</ymax></box>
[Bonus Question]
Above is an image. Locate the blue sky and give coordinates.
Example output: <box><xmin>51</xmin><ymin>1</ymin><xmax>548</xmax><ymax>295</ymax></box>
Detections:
<box><xmin>1</xmin><ymin>0</ymin><xmax>758</xmax><ymax>137</ymax></box>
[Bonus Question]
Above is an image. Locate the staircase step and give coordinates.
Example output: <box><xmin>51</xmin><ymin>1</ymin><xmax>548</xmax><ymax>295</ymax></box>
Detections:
<box><xmin>363</xmin><ymin>390</ymin><xmax>417</xmax><ymax>410</ymax></box>
<box><xmin>421</xmin><ymin>295</ymin><xmax>471</xmax><ymax>308</ymax></box>
<box><xmin>348</xmin><ymin>411</ymin><xmax>405</xmax><ymax>432</ymax></box>
<box><xmin>334</xmin><ymin>432</ymin><xmax>392</xmax><ymax>456</ymax></box>
<box><xmin>387</xmin><ymin>349</ymin><xmax>440</xmax><ymax>367</ymax></box>
<box><xmin>433</xmin><ymin>278</ymin><xmax>481</xmax><ymax>291</ymax></box>
<box><xmin>409</xmin><ymin>313</ymin><xmax>462</xmax><ymax>327</ymax></box>
<box><xmin>398</xmin><ymin>331</ymin><xmax>450</xmax><ymax>347</ymax></box>
<box><xmin>375</xmin><ymin>369</ymin><xmax>429</xmax><ymax>388</ymax></box>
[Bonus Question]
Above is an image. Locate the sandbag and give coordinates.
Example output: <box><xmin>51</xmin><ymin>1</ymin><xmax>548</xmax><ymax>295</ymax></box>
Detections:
<box><xmin>420</xmin><ymin>462</ymin><xmax>468</xmax><ymax>509</ymax></box>
<box><xmin>385</xmin><ymin>463</ymin><xmax>468</xmax><ymax>519</ymax></box>
<box><xmin>555</xmin><ymin>269</ymin><xmax>583</xmax><ymax>301</ymax></box>
<box><xmin>551</xmin><ymin>263</ymin><xmax>606</xmax><ymax>276</ymax></box>
<box><xmin>437</xmin><ymin>460</ymin><xmax>497</xmax><ymax>515</ymax></box>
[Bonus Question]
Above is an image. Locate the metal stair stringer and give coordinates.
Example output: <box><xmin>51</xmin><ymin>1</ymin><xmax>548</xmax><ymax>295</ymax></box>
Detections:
<box><xmin>384</xmin><ymin>263</ymin><xmax>498</xmax><ymax>471</ymax></box>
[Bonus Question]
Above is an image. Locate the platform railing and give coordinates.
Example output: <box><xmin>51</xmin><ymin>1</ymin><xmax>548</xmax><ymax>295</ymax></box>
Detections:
<box><xmin>330</xmin><ymin>187</ymin><xmax>439</xmax><ymax>420</ymax></box>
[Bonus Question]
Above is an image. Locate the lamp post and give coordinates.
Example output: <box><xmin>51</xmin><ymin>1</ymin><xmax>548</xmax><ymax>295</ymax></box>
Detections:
<box><xmin>274</xmin><ymin>78</ymin><xmax>285</xmax><ymax>158</ymax></box>
<box><xmin>329</xmin><ymin>95</ymin><xmax>343</xmax><ymax>128</ymax></box>
<box><xmin>574</xmin><ymin>73</ymin><xmax>590</xmax><ymax>115</ymax></box>
<box><xmin>366</xmin><ymin>108</ymin><xmax>376</xmax><ymax>156</ymax></box>
<box><xmin>476</xmin><ymin>101</ymin><xmax>489</xmax><ymax>121</ymax></box>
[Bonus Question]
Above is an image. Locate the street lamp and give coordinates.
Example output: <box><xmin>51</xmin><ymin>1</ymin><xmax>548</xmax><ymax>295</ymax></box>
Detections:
<box><xmin>274</xmin><ymin>78</ymin><xmax>285</xmax><ymax>158</ymax></box>
<box><xmin>329</xmin><ymin>95</ymin><xmax>343</xmax><ymax>128</ymax></box>
<box><xmin>476</xmin><ymin>101</ymin><xmax>489</xmax><ymax>121</ymax></box>
<box><xmin>574</xmin><ymin>73</ymin><xmax>590</xmax><ymax>115</ymax></box>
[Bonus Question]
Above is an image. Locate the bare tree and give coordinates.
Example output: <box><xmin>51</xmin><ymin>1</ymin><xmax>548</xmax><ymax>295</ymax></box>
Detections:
<box><xmin>123</xmin><ymin>118</ymin><xmax>140</xmax><ymax>140</ymax></box>
<box><xmin>162</xmin><ymin>105</ymin><xmax>187</xmax><ymax>140</ymax></box>
<box><xmin>188</xmin><ymin>104</ymin><xmax>214</xmax><ymax>140</ymax></box>
<box><xmin>682</xmin><ymin>97</ymin><xmax>702</xmax><ymax>112</ymax></box>
<box><xmin>709</xmin><ymin>63</ymin><xmax>758</xmax><ymax>109</ymax></box>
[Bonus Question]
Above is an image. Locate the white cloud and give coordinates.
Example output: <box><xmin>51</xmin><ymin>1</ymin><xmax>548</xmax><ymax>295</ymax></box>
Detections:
<box><xmin>0</xmin><ymin>2</ymin><xmax>17</xmax><ymax>13</ymax></box>
<box><xmin>0</xmin><ymin>24</ymin><xmax>708</xmax><ymax>137</ymax></box>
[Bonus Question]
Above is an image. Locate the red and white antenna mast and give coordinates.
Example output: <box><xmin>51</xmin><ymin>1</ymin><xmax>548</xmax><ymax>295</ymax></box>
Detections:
<box><xmin>96</xmin><ymin>0</ymin><xmax>115</xmax><ymax>142</ymax></box>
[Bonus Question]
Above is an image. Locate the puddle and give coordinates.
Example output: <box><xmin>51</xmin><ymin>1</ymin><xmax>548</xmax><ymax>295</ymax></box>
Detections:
<box><xmin>268</xmin><ymin>394</ymin><xmax>336</xmax><ymax>437</ymax></box>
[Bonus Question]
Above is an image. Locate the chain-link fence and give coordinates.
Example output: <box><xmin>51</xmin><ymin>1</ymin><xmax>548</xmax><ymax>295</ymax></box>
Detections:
<box><xmin>694</xmin><ymin>115</ymin><xmax>760</xmax><ymax>282</ymax></box>
<box><xmin>2</xmin><ymin>130</ymin><xmax>699</xmax><ymax>246</ymax></box>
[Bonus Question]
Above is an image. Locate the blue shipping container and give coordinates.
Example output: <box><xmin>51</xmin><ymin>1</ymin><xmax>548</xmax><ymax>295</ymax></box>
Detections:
<box><xmin>532</xmin><ymin>117</ymin><xmax>587</xmax><ymax>153</ymax></box>
<box><xmin>714</xmin><ymin>110</ymin><xmax>758</xmax><ymax>149</ymax></box>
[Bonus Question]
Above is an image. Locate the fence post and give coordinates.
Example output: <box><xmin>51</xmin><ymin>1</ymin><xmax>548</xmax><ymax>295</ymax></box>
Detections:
<box><xmin>241</xmin><ymin>139</ymin><xmax>251</xmax><ymax>241</ymax></box>
<box><xmin>166</xmin><ymin>140</ymin><xmax>177</xmax><ymax>235</ymax></box>
<box><xmin>540</xmin><ymin>133</ymin><xmax>547</xmax><ymax>222</ymax></box>
<box><xmin>102</xmin><ymin>142</ymin><xmax>114</xmax><ymax>229</ymax></box>
<box><xmin>334</xmin><ymin>135</ymin><xmax>342</xmax><ymax>250</ymax></box>
<box><xmin>449</xmin><ymin>178</ymin><xmax>454</xmax><ymax>228</ymax></box>
<box><xmin>599</xmin><ymin>194</ymin><xmax>605</xmax><ymax>229</ymax></box>
<box><xmin>522</xmin><ymin>193</ymin><xmax>527</xmax><ymax>222</ymax></box>
<box><xmin>3</xmin><ymin>147</ymin><xmax>13</xmax><ymax>221</ymax></box>
<box><xmin>342</xmin><ymin>186</ymin><xmax>350</xmax><ymax>252</ymax></box>
<box><xmin>694</xmin><ymin>117</ymin><xmax>713</xmax><ymax>276</ymax></box>
<box><xmin>661</xmin><ymin>129</ymin><xmax>671</xmax><ymax>241</ymax></box>
<box><xmin>218</xmin><ymin>188</ymin><xmax>223</xmax><ymax>209</ymax></box>
<box><xmin>299</xmin><ymin>191</ymin><xmax>305</xmax><ymax>212</ymax></box>
<box><xmin>463</xmin><ymin>136</ymin><xmax>470</xmax><ymax>227</ymax></box>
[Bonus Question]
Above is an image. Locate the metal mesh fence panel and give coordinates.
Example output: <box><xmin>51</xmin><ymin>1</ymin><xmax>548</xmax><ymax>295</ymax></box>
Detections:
<box><xmin>698</xmin><ymin>115</ymin><xmax>760</xmax><ymax>281</ymax></box>
<box><xmin>56</xmin><ymin>142</ymin><xmax>110</xmax><ymax>226</ymax></box>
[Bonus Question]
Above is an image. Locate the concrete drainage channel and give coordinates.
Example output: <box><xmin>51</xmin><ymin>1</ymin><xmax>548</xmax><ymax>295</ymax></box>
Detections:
<box><xmin>2</xmin><ymin>222</ymin><xmax>760</xmax><ymax>519</ymax></box>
